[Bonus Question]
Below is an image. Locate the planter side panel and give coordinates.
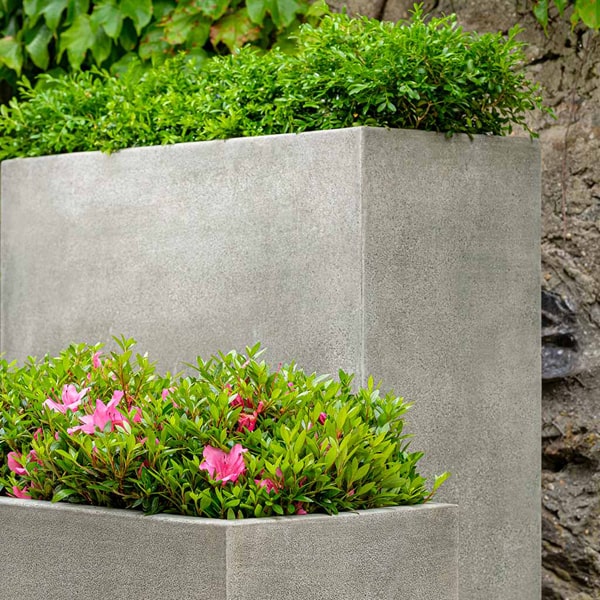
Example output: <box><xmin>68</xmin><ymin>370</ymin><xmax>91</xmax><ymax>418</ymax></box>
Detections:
<box><xmin>0</xmin><ymin>499</ymin><xmax>227</xmax><ymax>600</ymax></box>
<box><xmin>362</xmin><ymin>128</ymin><xmax>541</xmax><ymax>600</ymax></box>
<box><xmin>0</xmin><ymin>130</ymin><xmax>363</xmax><ymax>375</ymax></box>
<box><xmin>226</xmin><ymin>505</ymin><xmax>458</xmax><ymax>600</ymax></box>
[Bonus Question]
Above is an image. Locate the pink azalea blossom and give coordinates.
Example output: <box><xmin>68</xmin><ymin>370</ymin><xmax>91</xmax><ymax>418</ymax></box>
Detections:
<box><xmin>10</xmin><ymin>485</ymin><xmax>31</xmax><ymax>499</ymax></box>
<box><xmin>7</xmin><ymin>451</ymin><xmax>27</xmax><ymax>476</ymax></box>
<box><xmin>318</xmin><ymin>412</ymin><xmax>327</xmax><ymax>425</ymax></box>
<box><xmin>43</xmin><ymin>384</ymin><xmax>89</xmax><ymax>414</ymax></box>
<box><xmin>130</xmin><ymin>406</ymin><xmax>143</xmax><ymax>423</ymax></box>
<box><xmin>229</xmin><ymin>394</ymin><xmax>246</xmax><ymax>409</ymax></box>
<box><xmin>33</xmin><ymin>428</ymin><xmax>42</xmax><ymax>441</ymax></box>
<box><xmin>199</xmin><ymin>444</ymin><xmax>247</xmax><ymax>484</ymax></box>
<box><xmin>161</xmin><ymin>387</ymin><xmax>175</xmax><ymax>400</ymax></box>
<box><xmin>295</xmin><ymin>502</ymin><xmax>308</xmax><ymax>515</ymax></box>
<box><xmin>255</xmin><ymin>468</ymin><xmax>283</xmax><ymax>494</ymax></box>
<box><xmin>92</xmin><ymin>351</ymin><xmax>102</xmax><ymax>369</ymax></box>
<box><xmin>67</xmin><ymin>390</ymin><xmax>128</xmax><ymax>435</ymax></box>
<box><xmin>237</xmin><ymin>413</ymin><xmax>257</xmax><ymax>432</ymax></box>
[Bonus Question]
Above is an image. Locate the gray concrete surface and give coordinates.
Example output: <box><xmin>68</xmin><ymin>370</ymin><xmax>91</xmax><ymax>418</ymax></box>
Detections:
<box><xmin>0</xmin><ymin>127</ymin><xmax>540</xmax><ymax>600</ymax></box>
<box><xmin>0</xmin><ymin>498</ymin><xmax>458</xmax><ymax>600</ymax></box>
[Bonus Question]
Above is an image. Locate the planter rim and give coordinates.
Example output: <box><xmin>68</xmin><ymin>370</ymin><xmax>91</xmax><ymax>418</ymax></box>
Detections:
<box><xmin>0</xmin><ymin>125</ymin><xmax>538</xmax><ymax>167</ymax></box>
<box><xmin>0</xmin><ymin>496</ymin><xmax>456</xmax><ymax>527</ymax></box>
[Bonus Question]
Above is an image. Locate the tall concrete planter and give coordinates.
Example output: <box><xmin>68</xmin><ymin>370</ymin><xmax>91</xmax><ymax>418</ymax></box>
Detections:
<box><xmin>0</xmin><ymin>127</ymin><xmax>540</xmax><ymax>600</ymax></box>
<box><xmin>0</xmin><ymin>498</ymin><xmax>458</xmax><ymax>600</ymax></box>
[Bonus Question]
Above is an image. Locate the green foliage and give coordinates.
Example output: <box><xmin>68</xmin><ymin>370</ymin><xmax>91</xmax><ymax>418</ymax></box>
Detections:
<box><xmin>0</xmin><ymin>0</ymin><xmax>326</xmax><ymax>101</ymax></box>
<box><xmin>0</xmin><ymin>9</ymin><xmax>548</xmax><ymax>160</ymax></box>
<box><xmin>0</xmin><ymin>338</ymin><xmax>447</xmax><ymax>518</ymax></box>
<box><xmin>533</xmin><ymin>0</ymin><xmax>600</xmax><ymax>32</ymax></box>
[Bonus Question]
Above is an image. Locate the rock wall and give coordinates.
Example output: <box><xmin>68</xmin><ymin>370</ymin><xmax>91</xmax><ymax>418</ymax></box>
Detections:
<box><xmin>334</xmin><ymin>1</ymin><xmax>600</xmax><ymax>598</ymax></box>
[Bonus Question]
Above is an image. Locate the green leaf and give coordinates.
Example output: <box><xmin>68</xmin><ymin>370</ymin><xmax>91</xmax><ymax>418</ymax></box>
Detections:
<box><xmin>533</xmin><ymin>0</ymin><xmax>549</xmax><ymax>32</ymax></box>
<box><xmin>118</xmin><ymin>18</ymin><xmax>137</xmax><ymax>51</ymax></box>
<box><xmin>247</xmin><ymin>0</ymin><xmax>267</xmax><ymax>23</ymax></box>
<box><xmin>91</xmin><ymin>1</ymin><xmax>123</xmax><ymax>40</ymax></box>
<box><xmin>553</xmin><ymin>0</ymin><xmax>568</xmax><ymax>15</ymax></box>
<box><xmin>574</xmin><ymin>0</ymin><xmax>600</xmax><ymax>29</ymax></box>
<box><xmin>209</xmin><ymin>9</ymin><xmax>260</xmax><ymax>51</ymax></box>
<box><xmin>121</xmin><ymin>0</ymin><xmax>153</xmax><ymax>35</ymax></box>
<box><xmin>59</xmin><ymin>13</ymin><xmax>94</xmax><ymax>69</ymax></box>
<box><xmin>0</xmin><ymin>36</ymin><xmax>22</xmax><ymax>74</ymax></box>
<box><xmin>23</xmin><ymin>0</ymin><xmax>44</xmax><ymax>17</ymax></box>
<box><xmin>90</xmin><ymin>25</ymin><xmax>112</xmax><ymax>64</ymax></box>
<box><xmin>51</xmin><ymin>488</ymin><xmax>78</xmax><ymax>502</ymax></box>
<box><xmin>42</xmin><ymin>0</ymin><xmax>68</xmax><ymax>31</ymax></box>
<box><xmin>275</xmin><ymin>0</ymin><xmax>301</xmax><ymax>28</ymax></box>
<box><xmin>198</xmin><ymin>0</ymin><xmax>230</xmax><ymax>20</ymax></box>
<box><xmin>162</xmin><ymin>12</ymin><xmax>196</xmax><ymax>45</ymax></box>
<box><xmin>66</xmin><ymin>0</ymin><xmax>90</xmax><ymax>23</ymax></box>
<box><xmin>25</xmin><ymin>23</ymin><xmax>53</xmax><ymax>70</ymax></box>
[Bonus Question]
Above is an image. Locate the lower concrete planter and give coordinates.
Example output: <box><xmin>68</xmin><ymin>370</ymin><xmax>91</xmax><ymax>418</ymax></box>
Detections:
<box><xmin>0</xmin><ymin>498</ymin><xmax>457</xmax><ymax>600</ymax></box>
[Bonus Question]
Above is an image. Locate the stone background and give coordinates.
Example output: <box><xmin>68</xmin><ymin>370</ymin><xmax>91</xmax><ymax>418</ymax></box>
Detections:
<box><xmin>333</xmin><ymin>1</ymin><xmax>600</xmax><ymax>598</ymax></box>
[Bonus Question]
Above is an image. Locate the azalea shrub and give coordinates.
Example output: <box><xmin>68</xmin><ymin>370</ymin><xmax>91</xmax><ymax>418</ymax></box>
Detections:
<box><xmin>0</xmin><ymin>7</ymin><xmax>549</xmax><ymax>160</ymax></box>
<box><xmin>0</xmin><ymin>338</ymin><xmax>447</xmax><ymax>519</ymax></box>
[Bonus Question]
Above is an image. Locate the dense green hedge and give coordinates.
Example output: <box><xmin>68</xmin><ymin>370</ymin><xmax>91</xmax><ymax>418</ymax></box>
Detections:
<box><xmin>0</xmin><ymin>9</ymin><xmax>548</xmax><ymax>160</ymax></box>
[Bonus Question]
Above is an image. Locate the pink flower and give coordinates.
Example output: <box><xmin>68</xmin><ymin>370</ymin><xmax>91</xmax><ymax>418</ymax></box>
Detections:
<box><xmin>10</xmin><ymin>485</ymin><xmax>31</xmax><ymax>499</ymax></box>
<box><xmin>67</xmin><ymin>390</ymin><xmax>128</xmax><ymax>435</ymax></box>
<box><xmin>161</xmin><ymin>387</ymin><xmax>174</xmax><ymax>400</ymax></box>
<box><xmin>43</xmin><ymin>384</ymin><xmax>89</xmax><ymax>414</ymax></box>
<box><xmin>33</xmin><ymin>427</ymin><xmax>42</xmax><ymax>441</ymax></box>
<box><xmin>255</xmin><ymin>468</ymin><xmax>283</xmax><ymax>493</ymax></box>
<box><xmin>7</xmin><ymin>451</ymin><xmax>27</xmax><ymax>476</ymax></box>
<box><xmin>92</xmin><ymin>351</ymin><xmax>102</xmax><ymax>369</ymax></box>
<box><xmin>237</xmin><ymin>413</ymin><xmax>257</xmax><ymax>432</ymax></box>
<box><xmin>229</xmin><ymin>394</ymin><xmax>245</xmax><ymax>409</ymax></box>
<box><xmin>256</xmin><ymin>478</ymin><xmax>279</xmax><ymax>493</ymax></box>
<box><xmin>318</xmin><ymin>412</ymin><xmax>327</xmax><ymax>425</ymax></box>
<box><xmin>199</xmin><ymin>444</ymin><xmax>247</xmax><ymax>484</ymax></box>
<box><xmin>130</xmin><ymin>406</ymin><xmax>143</xmax><ymax>423</ymax></box>
<box><xmin>295</xmin><ymin>502</ymin><xmax>308</xmax><ymax>515</ymax></box>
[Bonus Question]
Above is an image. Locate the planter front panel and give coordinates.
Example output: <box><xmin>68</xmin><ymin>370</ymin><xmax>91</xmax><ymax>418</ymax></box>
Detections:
<box><xmin>0</xmin><ymin>130</ymin><xmax>364</xmax><ymax>375</ymax></box>
<box><xmin>0</xmin><ymin>499</ymin><xmax>458</xmax><ymax>600</ymax></box>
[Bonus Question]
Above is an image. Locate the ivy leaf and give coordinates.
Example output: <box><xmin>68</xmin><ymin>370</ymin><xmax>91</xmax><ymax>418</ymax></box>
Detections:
<box><xmin>25</xmin><ymin>22</ymin><xmax>53</xmax><ymax>70</ymax></box>
<box><xmin>553</xmin><ymin>0</ymin><xmax>568</xmax><ymax>15</ymax></box>
<box><xmin>0</xmin><ymin>36</ymin><xmax>22</xmax><ymax>74</ymax></box>
<box><xmin>198</xmin><ymin>0</ymin><xmax>229</xmax><ymax>20</ymax></box>
<box><xmin>41</xmin><ymin>0</ymin><xmax>68</xmax><ymax>32</ymax></box>
<box><xmin>121</xmin><ymin>0</ymin><xmax>153</xmax><ymax>35</ymax></box>
<box><xmin>247</xmin><ymin>0</ymin><xmax>267</xmax><ymax>25</ymax></box>
<box><xmin>268</xmin><ymin>0</ymin><xmax>301</xmax><ymax>29</ymax></box>
<box><xmin>210</xmin><ymin>9</ymin><xmax>260</xmax><ymax>51</ymax></box>
<box><xmin>138</xmin><ymin>24</ymin><xmax>168</xmax><ymax>60</ymax></box>
<box><xmin>574</xmin><ymin>0</ymin><xmax>600</xmax><ymax>30</ymax></box>
<box><xmin>276</xmin><ymin>0</ymin><xmax>301</xmax><ymax>28</ymax></box>
<box><xmin>23</xmin><ymin>0</ymin><xmax>44</xmax><ymax>18</ymax></box>
<box><xmin>90</xmin><ymin>1</ymin><xmax>123</xmax><ymax>40</ymax></box>
<box><xmin>162</xmin><ymin>11</ymin><xmax>196</xmax><ymax>45</ymax></box>
<box><xmin>118</xmin><ymin>18</ymin><xmax>137</xmax><ymax>51</ymax></box>
<box><xmin>66</xmin><ymin>0</ymin><xmax>90</xmax><ymax>24</ymax></box>
<box><xmin>533</xmin><ymin>0</ymin><xmax>549</xmax><ymax>32</ymax></box>
<box><xmin>59</xmin><ymin>13</ymin><xmax>94</xmax><ymax>69</ymax></box>
<box><xmin>90</xmin><ymin>25</ymin><xmax>112</xmax><ymax>65</ymax></box>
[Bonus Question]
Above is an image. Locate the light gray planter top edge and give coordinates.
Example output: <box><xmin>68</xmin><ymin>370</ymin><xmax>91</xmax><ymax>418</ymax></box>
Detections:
<box><xmin>0</xmin><ymin>126</ymin><xmax>538</xmax><ymax>171</ymax></box>
<box><xmin>0</xmin><ymin>496</ymin><xmax>456</xmax><ymax>527</ymax></box>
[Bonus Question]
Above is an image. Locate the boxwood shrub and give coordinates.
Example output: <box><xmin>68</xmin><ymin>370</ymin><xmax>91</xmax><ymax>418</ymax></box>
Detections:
<box><xmin>0</xmin><ymin>7</ymin><xmax>548</xmax><ymax>160</ymax></box>
<box><xmin>0</xmin><ymin>339</ymin><xmax>448</xmax><ymax>519</ymax></box>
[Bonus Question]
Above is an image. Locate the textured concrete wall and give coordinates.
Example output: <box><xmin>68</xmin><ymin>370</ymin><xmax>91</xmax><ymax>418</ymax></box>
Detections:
<box><xmin>0</xmin><ymin>127</ymin><xmax>540</xmax><ymax>600</ymax></box>
<box><xmin>0</xmin><ymin>498</ymin><xmax>458</xmax><ymax>600</ymax></box>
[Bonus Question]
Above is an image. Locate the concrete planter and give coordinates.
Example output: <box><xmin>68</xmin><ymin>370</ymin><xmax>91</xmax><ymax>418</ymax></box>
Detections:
<box><xmin>0</xmin><ymin>497</ymin><xmax>457</xmax><ymax>600</ymax></box>
<box><xmin>1</xmin><ymin>127</ymin><xmax>540</xmax><ymax>600</ymax></box>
